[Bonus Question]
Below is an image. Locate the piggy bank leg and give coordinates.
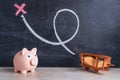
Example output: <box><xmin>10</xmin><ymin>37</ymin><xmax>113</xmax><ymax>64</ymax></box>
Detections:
<box><xmin>31</xmin><ymin>69</ymin><xmax>35</xmax><ymax>72</ymax></box>
<box><xmin>14</xmin><ymin>69</ymin><xmax>18</xmax><ymax>73</ymax></box>
<box><xmin>21</xmin><ymin>70</ymin><xmax>27</xmax><ymax>74</ymax></box>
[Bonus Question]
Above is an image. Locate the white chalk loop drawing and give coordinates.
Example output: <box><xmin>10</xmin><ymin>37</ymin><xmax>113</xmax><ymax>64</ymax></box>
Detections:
<box><xmin>15</xmin><ymin>3</ymin><xmax>80</xmax><ymax>55</ymax></box>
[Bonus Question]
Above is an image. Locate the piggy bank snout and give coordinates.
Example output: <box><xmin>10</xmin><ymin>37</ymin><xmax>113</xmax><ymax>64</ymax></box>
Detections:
<box><xmin>30</xmin><ymin>58</ymin><xmax>38</xmax><ymax>66</ymax></box>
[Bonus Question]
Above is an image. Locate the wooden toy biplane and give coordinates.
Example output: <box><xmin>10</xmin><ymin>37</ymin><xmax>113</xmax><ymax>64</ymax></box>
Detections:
<box><xmin>79</xmin><ymin>53</ymin><xmax>114</xmax><ymax>73</ymax></box>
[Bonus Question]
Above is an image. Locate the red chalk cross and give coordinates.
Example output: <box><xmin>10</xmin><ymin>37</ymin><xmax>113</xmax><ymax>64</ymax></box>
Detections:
<box><xmin>14</xmin><ymin>3</ymin><xmax>27</xmax><ymax>16</ymax></box>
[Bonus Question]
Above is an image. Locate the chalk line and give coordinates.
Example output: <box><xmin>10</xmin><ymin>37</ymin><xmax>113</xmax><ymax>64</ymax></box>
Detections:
<box><xmin>53</xmin><ymin>9</ymin><xmax>80</xmax><ymax>55</ymax></box>
<box><xmin>21</xmin><ymin>9</ymin><xmax>80</xmax><ymax>55</ymax></box>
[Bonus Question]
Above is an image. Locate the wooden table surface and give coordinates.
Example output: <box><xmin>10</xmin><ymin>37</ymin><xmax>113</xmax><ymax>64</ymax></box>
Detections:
<box><xmin>0</xmin><ymin>67</ymin><xmax>119</xmax><ymax>80</ymax></box>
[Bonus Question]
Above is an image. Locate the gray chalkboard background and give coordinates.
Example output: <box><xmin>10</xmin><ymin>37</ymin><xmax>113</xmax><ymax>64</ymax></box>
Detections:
<box><xmin>0</xmin><ymin>0</ymin><xmax>120</xmax><ymax>67</ymax></box>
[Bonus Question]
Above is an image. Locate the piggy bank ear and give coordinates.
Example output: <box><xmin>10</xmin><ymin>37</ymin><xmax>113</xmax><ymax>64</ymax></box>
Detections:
<box><xmin>22</xmin><ymin>48</ymin><xmax>28</xmax><ymax>55</ymax></box>
<box><xmin>31</xmin><ymin>48</ymin><xmax>37</xmax><ymax>54</ymax></box>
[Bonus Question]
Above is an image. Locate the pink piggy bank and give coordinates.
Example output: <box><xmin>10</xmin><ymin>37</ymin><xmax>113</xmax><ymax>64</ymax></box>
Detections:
<box><xmin>13</xmin><ymin>48</ymin><xmax>38</xmax><ymax>74</ymax></box>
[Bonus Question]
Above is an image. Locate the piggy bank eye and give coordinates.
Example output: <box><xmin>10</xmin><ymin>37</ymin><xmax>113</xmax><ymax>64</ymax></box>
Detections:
<box><xmin>35</xmin><ymin>54</ymin><xmax>37</xmax><ymax>56</ymax></box>
<box><xmin>28</xmin><ymin>55</ymin><xmax>30</xmax><ymax>58</ymax></box>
